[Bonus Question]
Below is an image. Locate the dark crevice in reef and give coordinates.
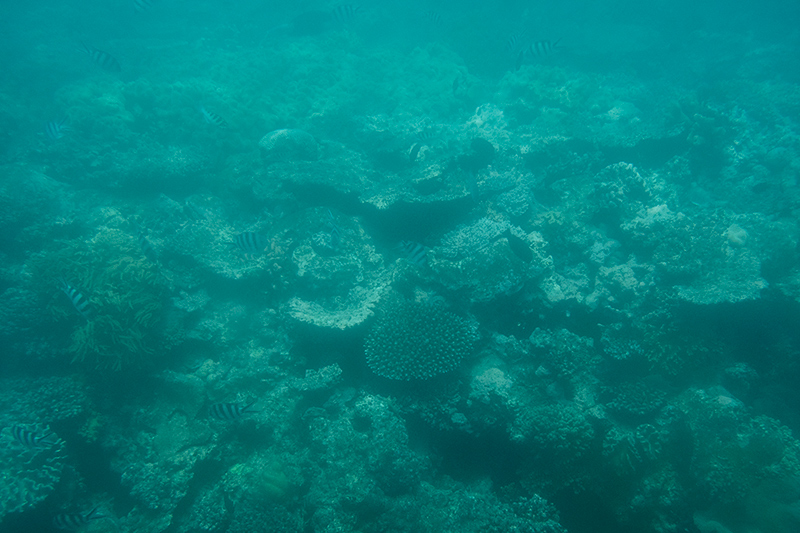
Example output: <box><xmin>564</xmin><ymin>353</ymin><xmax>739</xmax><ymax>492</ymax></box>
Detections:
<box><xmin>281</xmin><ymin>181</ymin><xmax>362</xmax><ymax>215</ymax></box>
<box><xmin>404</xmin><ymin>409</ymin><xmax>642</xmax><ymax>533</ymax></box>
<box><xmin>290</xmin><ymin>320</ymin><xmax>371</xmax><ymax>383</ymax></box>
<box><xmin>161</xmin><ymin>457</ymin><xmax>228</xmax><ymax>533</ymax></box>
<box><xmin>551</xmin><ymin>489</ymin><xmax>640</xmax><ymax>533</ymax></box>
<box><xmin>599</xmin><ymin>134</ymin><xmax>691</xmax><ymax>170</ymax></box>
<box><xmin>404</xmin><ymin>413</ymin><xmax>525</xmax><ymax>487</ymax></box>
<box><xmin>359</xmin><ymin>198</ymin><xmax>475</xmax><ymax>246</ymax></box>
<box><xmin>282</xmin><ymin>179</ymin><xmax>475</xmax><ymax>246</ymax></box>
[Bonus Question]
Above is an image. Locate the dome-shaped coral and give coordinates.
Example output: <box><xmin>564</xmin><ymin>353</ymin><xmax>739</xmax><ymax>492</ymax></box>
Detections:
<box><xmin>365</xmin><ymin>300</ymin><xmax>476</xmax><ymax>380</ymax></box>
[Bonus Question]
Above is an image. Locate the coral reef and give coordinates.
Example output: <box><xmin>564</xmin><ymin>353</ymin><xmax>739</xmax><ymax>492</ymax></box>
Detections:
<box><xmin>3</xmin><ymin>6</ymin><xmax>800</xmax><ymax>533</ymax></box>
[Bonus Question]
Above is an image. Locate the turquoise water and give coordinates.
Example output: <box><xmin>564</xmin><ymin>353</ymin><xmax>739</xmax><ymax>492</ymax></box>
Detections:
<box><xmin>1</xmin><ymin>1</ymin><xmax>800</xmax><ymax>532</ymax></box>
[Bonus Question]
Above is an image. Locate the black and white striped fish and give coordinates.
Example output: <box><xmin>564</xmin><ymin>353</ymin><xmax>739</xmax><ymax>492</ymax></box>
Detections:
<box><xmin>45</xmin><ymin>118</ymin><xmax>69</xmax><ymax>141</ymax></box>
<box><xmin>52</xmin><ymin>506</ymin><xmax>103</xmax><ymax>531</ymax></box>
<box><xmin>326</xmin><ymin>210</ymin><xmax>341</xmax><ymax>251</ymax></box>
<box><xmin>410</xmin><ymin>130</ymin><xmax>442</xmax><ymax>161</ymax></box>
<box><xmin>515</xmin><ymin>39</ymin><xmax>560</xmax><ymax>70</ymax></box>
<box><xmin>467</xmin><ymin>171</ymin><xmax>479</xmax><ymax>202</ymax></box>
<box><xmin>331</xmin><ymin>4</ymin><xmax>360</xmax><ymax>25</ymax></box>
<box><xmin>80</xmin><ymin>43</ymin><xmax>121</xmax><ymax>72</ymax></box>
<box><xmin>200</xmin><ymin>106</ymin><xmax>228</xmax><ymax>128</ymax></box>
<box><xmin>138</xmin><ymin>231</ymin><xmax>156</xmax><ymax>261</ymax></box>
<box><xmin>209</xmin><ymin>401</ymin><xmax>258</xmax><ymax>421</ymax></box>
<box><xmin>421</xmin><ymin>10</ymin><xmax>443</xmax><ymax>27</ymax></box>
<box><xmin>505</xmin><ymin>32</ymin><xmax>527</xmax><ymax>56</ymax></box>
<box><xmin>231</xmin><ymin>232</ymin><xmax>269</xmax><ymax>256</ymax></box>
<box><xmin>12</xmin><ymin>425</ymin><xmax>52</xmax><ymax>449</ymax></box>
<box><xmin>398</xmin><ymin>240</ymin><xmax>427</xmax><ymax>267</ymax></box>
<box><xmin>58</xmin><ymin>279</ymin><xmax>92</xmax><ymax>320</ymax></box>
<box><xmin>413</xmin><ymin>130</ymin><xmax>442</xmax><ymax>146</ymax></box>
<box><xmin>133</xmin><ymin>0</ymin><xmax>156</xmax><ymax>13</ymax></box>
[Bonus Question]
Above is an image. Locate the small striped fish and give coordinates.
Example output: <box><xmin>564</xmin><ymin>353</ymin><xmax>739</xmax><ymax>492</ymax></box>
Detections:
<box><xmin>12</xmin><ymin>425</ymin><xmax>52</xmax><ymax>449</ymax></box>
<box><xmin>200</xmin><ymin>106</ymin><xmax>228</xmax><ymax>128</ymax></box>
<box><xmin>52</xmin><ymin>506</ymin><xmax>103</xmax><ymax>531</ymax></box>
<box><xmin>133</xmin><ymin>0</ymin><xmax>156</xmax><ymax>13</ymax></box>
<box><xmin>421</xmin><ymin>10</ymin><xmax>443</xmax><ymax>27</ymax></box>
<box><xmin>58</xmin><ymin>279</ymin><xmax>92</xmax><ymax>320</ymax></box>
<box><xmin>398</xmin><ymin>240</ymin><xmax>427</xmax><ymax>267</ymax></box>
<box><xmin>80</xmin><ymin>43</ymin><xmax>121</xmax><ymax>72</ymax></box>
<box><xmin>413</xmin><ymin>130</ymin><xmax>442</xmax><ymax>146</ymax></box>
<box><xmin>331</xmin><ymin>4</ymin><xmax>360</xmax><ymax>25</ymax></box>
<box><xmin>138</xmin><ymin>231</ymin><xmax>156</xmax><ymax>261</ymax></box>
<box><xmin>232</xmin><ymin>232</ymin><xmax>269</xmax><ymax>256</ymax></box>
<box><xmin>515</xmin><ymin>39</ymin><xmax>560</xmax><ymax>70</ymax></box>
<box><xmin>327</xmin><ymin>210</ymin><xmax>341</xmax><ymax>251</ymax></box>
<box><xmin>45</xmin><ymin>118</ymin><xmax>69</xmax><ymax>141</ymax></box>
<box><xmin>209</xmin><ymin>401</ymin><xmax>258</xmax><ymax>421</ymax></box>
<box><xmin>410</xmin><ymin>130</ymin><xmax>442</xmax><ymax>161</ymax></box>
<box><xmin>505</xmin><ymin>32</ymin><xmax>527</xmax><ymax>56</ymax></box>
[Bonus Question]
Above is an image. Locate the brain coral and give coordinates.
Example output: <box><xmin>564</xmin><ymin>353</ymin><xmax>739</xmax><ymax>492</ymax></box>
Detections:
<box><xmin>365</xmin><ymin>300</ymin><xmax>476</xmax><ymax>380</ymax></box>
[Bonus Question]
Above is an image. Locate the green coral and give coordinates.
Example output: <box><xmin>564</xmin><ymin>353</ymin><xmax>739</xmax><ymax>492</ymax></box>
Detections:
<box><xmin>28</xmin><ymin>227</ymin><xmax>165</xmax><ymax>370</ymax></box>
<box><xmin>365</xmin><ymin>299</ymin><xmax>475</xmax><ymax>380</ymax></box>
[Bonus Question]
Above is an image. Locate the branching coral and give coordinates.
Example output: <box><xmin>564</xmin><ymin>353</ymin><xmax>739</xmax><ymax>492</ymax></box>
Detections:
<box><xmin>365</xmin><ymin>299</ymin><xmax>476</xmax><ymax>380</ymax></box>
<box><xmin>27</xmin><ymin>227</ymin><xmax>165</xmax><ymax>370</ymax></box>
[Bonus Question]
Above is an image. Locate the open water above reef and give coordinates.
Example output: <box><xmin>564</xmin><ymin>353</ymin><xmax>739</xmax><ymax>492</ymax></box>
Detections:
<box><xmin>1</xmin><ymin>1</ymin><xmax>800</xmax><ymax>532</ymax></box>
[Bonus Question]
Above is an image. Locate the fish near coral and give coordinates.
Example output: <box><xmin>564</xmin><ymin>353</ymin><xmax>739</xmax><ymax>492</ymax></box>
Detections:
<box><xmin>331</xmin><ymin>4</ymin><xmax>361</xmax><ymax>25</ymax></box>
<box><xmin>199</xmin><ymin>106</ymin><xmax>228</xmax><ymax>128</ymax></box>
<box><xmin>325</xmin><ymin>209</ymin><xmax>341</xmax><ymax>252</ymax></box>
<box><xmin>80</xmin><ymin>43</ymin><xmax>121</xmax><ymax>72</ymax></box>
<box><xmin>209</xmin><ymin>401</ymin><xmax>258</xmax><ymax>421</ymax></box>
<box><xmin>12</xmin><ymin>425</ymin><xmax>53</xmax><ymax>449</ymax></box>
<box><xmin>57</xmin><ymin>279</ymin><xmax>93</xmax><ymax>320</ymax></box>
<box><xmin>45</xmin><ymin>118</ymin><xmax>70</xmax><ymax>141</ymax></box>
<box><xmin>138</xmin><ymin>231</ymin><xmax>157</xmax><ymax>262</ymax></box>
<box><xmin>231</xmin><ymin>231</ymin><xmax>270</xmax><ymax>258</ymax></box>
<box><xmin>515</xmin><ymin>39</ymin><xmax>561</xmax><ymax>70</ymax></box>
<box><xmin>397</xmin><ymin>240</ymin><xmax>427</xmax><ymax>267</ymax></box>
<box><xmin>52</xmin><ymin>505</ymin><xmax>105</xmax><ymax>531</ymax></box>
